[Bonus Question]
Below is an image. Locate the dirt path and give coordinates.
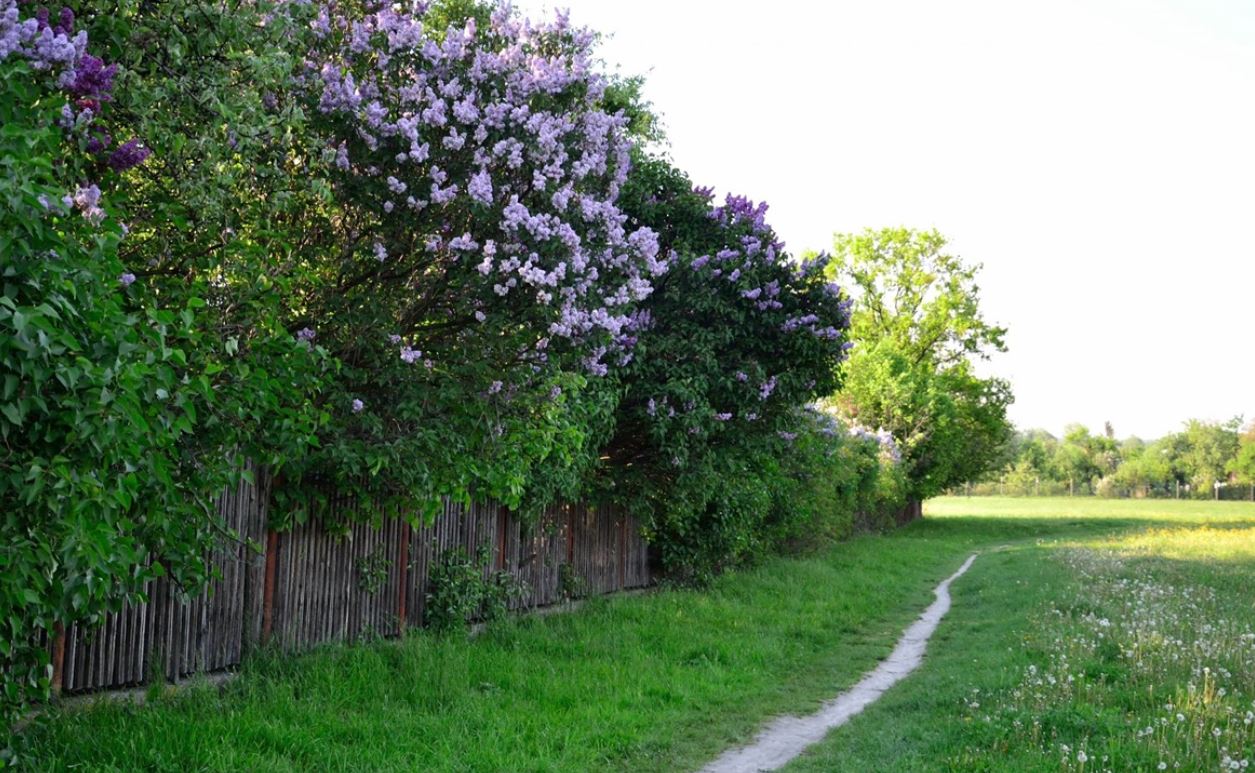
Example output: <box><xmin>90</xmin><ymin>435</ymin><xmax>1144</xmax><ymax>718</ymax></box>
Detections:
<box><xmin>697</xmin><ymin>554</ymin><xmax>979</xmax><ymax>773</ymax></box>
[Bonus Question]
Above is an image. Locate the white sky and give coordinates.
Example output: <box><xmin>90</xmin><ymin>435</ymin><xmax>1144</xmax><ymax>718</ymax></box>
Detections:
<box><xmin>518</xmin><ymin>0</ymin><xmax>1255</xmax><ymax>440</ymax></box>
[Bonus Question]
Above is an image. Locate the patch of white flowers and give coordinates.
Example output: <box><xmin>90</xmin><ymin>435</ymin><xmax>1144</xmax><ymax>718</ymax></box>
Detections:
<box><xmin>957</xmin><ymin>540</ymin><xmax>1255</xmax><ymax>771</ymax></box>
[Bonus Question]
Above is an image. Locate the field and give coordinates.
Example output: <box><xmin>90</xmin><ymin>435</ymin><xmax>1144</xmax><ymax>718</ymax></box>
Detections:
<box><xmin>23</xmin><ymin>497</ymin><xmax>1255</xmax><ymax>771</ymax></box>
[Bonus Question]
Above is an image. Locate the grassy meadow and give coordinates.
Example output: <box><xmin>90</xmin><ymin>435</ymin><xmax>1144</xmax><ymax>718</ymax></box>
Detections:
<box><xmin>22</xmin><ymin>497</ymin><xmax>1255</xmax><ymax>771</ymax></box>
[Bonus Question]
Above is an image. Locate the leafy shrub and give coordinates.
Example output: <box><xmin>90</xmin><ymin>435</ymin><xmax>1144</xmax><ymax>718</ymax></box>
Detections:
<box><xmin>557</xmin><ymin>562</ymin><xmax>590</xmax><ymax>602</ymax></box>
<box><xmin>425</xmin><ymin>547</ymin><xmax>526</xmax><ymax>633</ymax></box>
<box><xmin>280</xmin><ymin>1</ymin><xmax>665</xmax><ymax>517</ymax></box>
<box><xmin>596</xmin><ymin>154</ymin><xmax>854</xmax><ymax>582</ymax></box>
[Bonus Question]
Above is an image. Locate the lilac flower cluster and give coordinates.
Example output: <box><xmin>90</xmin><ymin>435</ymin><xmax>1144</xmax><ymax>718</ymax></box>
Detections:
<box><xmin>629</xmin><ymin>180</ymin><xmax>852</xmax><ymax>449</ymax></box>
<box><xmin>1</xmin><ymin>3</ymin><xmax>86</xmax><ymax>75</ymax></box>
<box><xmin>307</xmin><ymin>3</ymin><xmax>665</xmax><ymax>376</ymax></box>
<box><xmin>2</xmin><ymin>0</ymin><xmax>150</xmax><ymax>252</ymax></box>
<box><xmin>0</xmin><ymin>3</ymin><xmax>123</xmax><ymax>138</ymax></box>
<box><xmin>848</xmin><ymin>422</ymin><xmax>902</xmax><ymax>464</ymax></box>
<box><xmin>68</xmin><ymin>183</ymin><xmax>104</xmax><ymax>224</ymax></box>
<box><xmin>107</xmin><ymin>138</ymin><xmax>151</xmax><ymax>172</ymax></box>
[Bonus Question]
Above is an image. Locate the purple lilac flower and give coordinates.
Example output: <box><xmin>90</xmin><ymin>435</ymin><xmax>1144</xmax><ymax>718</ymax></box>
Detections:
<box><xmin>400</xmin><ymin>345</ymin><xmax>421</xmax><ymax>364</ymax></box>
<box><xmin>714</xmin><ymin>412</ymin><xmax>732</xmax><ymax>421</ymax></box>
<box><xmin>85</xmin><ymin>131</ymin><xmax>111</xmax><ymax>154</ymax></box>
<box><xmin>304</xmin><ymin>1</ymin><xmax>668</xmax><ymax>379</ymax></box>
<box><xmin>118</xmin><ymin>272</ymin><xmax>136</xmax><ymax>286</ymax></box>
<box><xmin>296</xmin><ymin>327</ymin><xmax>316</xmax><ymax>342</ymax></box>
<box><xmin>351</xmin><ymin>398</ymin><xmax>365</xmax><ymax>413</ymax></box>
<box><xmin>108</xmin><ymin>139</ymin><xmax>151</xmax><ymax>172</ymax></box>
<box><xmin>759</xmin><ymin>376</ymin><xmax>777</xmax><ymax>401</ymax></box>
<box><xmin>72</xmin><ymin>184</ymin><xmax>105</xmax><ymax>224</ymax></box>
<box><xmin>468</xmin><ymin>168</ymin><xmax>493</xmax><ymax>204</ymax></box>
<box><xmin>487</xmin><ymin>380</ymin><xmax>503</xmax><ymax>394</ymax></box>
<box><xmin>66</xmin><ymin>55</ymin><xmax>117</xmax><ymax>101</ymax></box>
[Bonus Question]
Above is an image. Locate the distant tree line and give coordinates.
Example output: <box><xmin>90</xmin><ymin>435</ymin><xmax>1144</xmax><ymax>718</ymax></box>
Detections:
<box><xmin>967</xmin><ymin>418</ymin><xmax>1255</xmax><ymax>499</ymax></box>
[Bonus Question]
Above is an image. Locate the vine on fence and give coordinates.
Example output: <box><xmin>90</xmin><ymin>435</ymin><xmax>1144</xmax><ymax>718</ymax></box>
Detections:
<box><xmin>355</xmin><ymin>549</ymin><xmax>392</xmax><ymax>596</ymax></box>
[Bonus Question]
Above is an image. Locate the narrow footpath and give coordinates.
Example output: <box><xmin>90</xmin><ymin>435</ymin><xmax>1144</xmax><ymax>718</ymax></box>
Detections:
<box><xmin>698</xmin><ymin>554</ymin><xmax>979</xmax><ymax>773</ymax></box>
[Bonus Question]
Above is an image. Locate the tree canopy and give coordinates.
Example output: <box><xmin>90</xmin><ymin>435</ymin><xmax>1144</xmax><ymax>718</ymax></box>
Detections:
<box><xmin>824</xmin><ymin>228</ymin><xmax>1013</xmax><ymax>500</ymax></box>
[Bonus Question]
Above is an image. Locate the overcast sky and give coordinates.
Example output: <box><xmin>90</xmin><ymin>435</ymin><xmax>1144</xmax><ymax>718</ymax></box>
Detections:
<box><xmin>518</xmin><ymin>0</ymin><xmax>1255</xmax><ymax>440</ymax></box>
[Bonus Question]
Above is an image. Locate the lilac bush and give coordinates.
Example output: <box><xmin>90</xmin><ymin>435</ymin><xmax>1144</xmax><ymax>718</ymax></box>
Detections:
<box><xmin>280</xmin><ymin>2</ymin><xmax>666</xmax><ymax>514</ymax></box>
<box><xmin>305</xmin><ymin>3</ymin><xmax>662</xmax><ymax>366</ymax></box>
<box><xmin>592</xmin><ymin>154</ymin><xmax>858</xmax><ymax>579</ymax></box>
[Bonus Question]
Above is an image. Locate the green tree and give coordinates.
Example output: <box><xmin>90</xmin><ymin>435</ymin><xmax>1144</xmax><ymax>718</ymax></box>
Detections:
<box><xmin>1178</xmin><ymin>418</ymin><xmax>1241</xmax><ymax>496</ymax></box>
<box><xmin>825</xmin><ymin>228</ymin><xmax>1012</xmax><ymax>501</ymax></box>
<box><xmin>1111</xmin><ymin>444</ymin><xmax>1172</xmax><ymax>497</ymax></box>
<box><xmin>1229</xmin><ymin>421</ymin><xmax>1255</xmax><ymax>497</ymax></box>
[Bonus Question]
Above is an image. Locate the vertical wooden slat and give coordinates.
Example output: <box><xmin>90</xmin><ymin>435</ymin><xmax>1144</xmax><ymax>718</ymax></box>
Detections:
<box><xmin>397</xmin><ymin>519</ymin><xmax>410</xmax><ymax>631</ymax></box>
<box><xmin>261</xmin><ymin>529</ymin><xmax>279</xmax><ymax>645</ymax></box>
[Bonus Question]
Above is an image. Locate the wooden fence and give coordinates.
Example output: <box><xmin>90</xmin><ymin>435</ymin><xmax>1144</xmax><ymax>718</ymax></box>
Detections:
<box><xmin>50</xmin><ymin>478</ymin><xmax>652</xmax><ymax>695</ymax></box>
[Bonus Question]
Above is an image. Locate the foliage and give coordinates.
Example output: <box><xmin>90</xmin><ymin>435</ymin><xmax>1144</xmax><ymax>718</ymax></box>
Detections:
<box><xmin>763</xmin><ymin>409</ymin><xmax>907</xmax><ymax>550</ymax></box>
<box><xmin>826</xmin><ymin>228</ymin><xmax>1012</xmax><ymax>500</ymax></box>
<box><xmin>0</xmin><ymin>4</ymin><xmax>322</xmax><ymax>740</ymax></box>
<box><xmin>79</xmin><ymin>0</ymin><xmax>333</xmax><ymax>481</ymax></box>
<box><xmin>281</xmin><ymin>1</ymin><xmax>666</xmax><ymax>517</ymax></box>
<box><xmin>424</xmin><ymin>546</ymin><xmax>524</xmax><ymax>633</ymax></box>
<box><xmin>1231</xmin><ymin>421</ymin><xmax>1255</xmax><ymax>485</ymax></box>
<box><xmin>595</xmin><ymin>154</ymin><xmax>856</xmax><ymax>582</ymax></box>
<box><xmin>1178</xmin><ymin>418</ymin><xmax>1241</xmax><ymax>493</ymax></box>
<box><xmin>556</xmin><ymin>562</ymin><xmax>589</xmax><ymax>602</ymax></box>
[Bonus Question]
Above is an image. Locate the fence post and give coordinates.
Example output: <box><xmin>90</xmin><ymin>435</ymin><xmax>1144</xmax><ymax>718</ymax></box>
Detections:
<box><xmin>50</xmin><ymin>623</ymin><xmax>65</xmax><ymax>695</ymax></box>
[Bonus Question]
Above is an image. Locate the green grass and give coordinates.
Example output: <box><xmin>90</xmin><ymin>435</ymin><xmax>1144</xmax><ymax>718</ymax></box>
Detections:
<box><xmin>785</xmin><ymin>496</ymin><xmax>1255</xmax><ymax>772</ymax></box>
<box><xmin>22</xmin><ymin>496</ymin><xmax>1255</xmax><ymax>771</ymax></box>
